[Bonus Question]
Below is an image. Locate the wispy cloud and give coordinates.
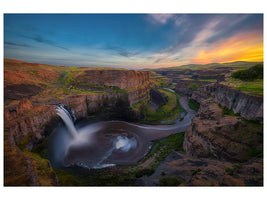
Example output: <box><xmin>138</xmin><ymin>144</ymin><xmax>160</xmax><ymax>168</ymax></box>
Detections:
<box><xmin>21</xmin><ymin>34</ymin><xmax>69</xmax><ymax>51</ymax></box>
<box><xmin>4</xmin><ymin>14</ymin><xmax>263</xmax><ymax>69</ymax></box>
<box><xmin>105</xmin><ymin>44</ymin><xmax>140</xmax><ymax>58</ymax></box>
<box><xmin>155</xmin><ymin>17</ymin><xmax>240</xmax><ymax>60</ymax></box>
<box><xmin>147</xmin><ymin>14</ymin><xmax>175</xmax><ymax>24</ymax></box>
<box><xmin>4</xmin><ymin>41</ymin><xmax>34</xmax><ymax>48</ymax></box>
<box><xmin>173</xmin><ymin>15</ymin><xmax>187</xmax><ymax>26</ymax></box>
<box><xmin>154</xmin><ymin>58</ymin><xmax>164</xmax><ymax>63</ymax></box>
<box><xmin>191</xmin><ymin>31</ymin><xmax>263</xmax><ymax>63</ymax></box>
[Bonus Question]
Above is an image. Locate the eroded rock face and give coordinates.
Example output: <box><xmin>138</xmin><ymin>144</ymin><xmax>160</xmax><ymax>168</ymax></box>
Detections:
<box><xmin>175</xmin><ymin>80</ymin><xmax>211</xmax><ymax>96</ymax></box>
<box><xmin>16</xmin><ymin>98</ymin><xmax>33</xmax><ymax>114</ymax></box>
<box><xmin>192</xmin><ymin>83</ymin><xmax>263</xmax><ymax>121</ymax></box>
<box><xmin>5</xmin><ymin>103</ymin><xmax>56</xmax><ymax>150</ymax></box>
<box><xmin>150</xmin><ymin>89</ymin><xmax>166</xmax><ymax>107</ymax></box>
<box><xmin>4</xmin><ymin>84</ymin><xmax>43</xmax><ymax>101</ymax></box>
<box><xmin>183</xmin><ymin>100</ymin><xmax>263</xmax><ymax>162</ymax></box>
<box><xmin>76</xmin><ymin>70</ymin><xmax>150</xmax><ymax>89</ymax></box>
<box><xmin>5</xmin><ymin>72</ymin><xmax>151</xmax><ymax>150</ymax></box>
<box><xmin>4</xmin><ymin>69</ymin><xmax>151</xmax><ymax>186</ymax></box>
<box><xmin>141</xmin><ymin>151</ymin><xmax>263</xmax><ymax>186</ymax></box>
<box><xmin>4</xmin><ymin>134</ymin><xmax>59</xmax><ymax>186</ymax></box>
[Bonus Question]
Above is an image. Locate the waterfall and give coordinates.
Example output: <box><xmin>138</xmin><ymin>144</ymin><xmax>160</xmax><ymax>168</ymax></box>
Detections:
<box><xmin>55</xmin><ymin>105</ymin><xmax>78</xmax><ymax>138</ymax></box>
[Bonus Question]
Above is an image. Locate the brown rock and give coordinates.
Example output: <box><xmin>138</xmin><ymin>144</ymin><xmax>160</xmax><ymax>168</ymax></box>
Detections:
<box><xmin>16</xmin><ymin>98</ymin><xmax>33</xmax><ymax>114</ymax></box>
<box><xmin>192</xmin><ymin>83</ymin><xmax>263</xmax><ymax>121</ymax></box>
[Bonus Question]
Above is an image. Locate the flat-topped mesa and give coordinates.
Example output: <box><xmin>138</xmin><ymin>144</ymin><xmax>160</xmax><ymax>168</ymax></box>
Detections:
<box><xmin>191</xmin><ymin>83</ymin><xmax>263</xmax><ymax>122</ymax></box>
<box><xmin>76</xmin><ymin>70</ymin><xmax>151</xmax><ymax>90</ymax></box>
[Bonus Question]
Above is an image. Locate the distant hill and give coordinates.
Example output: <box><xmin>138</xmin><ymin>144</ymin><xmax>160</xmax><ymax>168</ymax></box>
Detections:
<box><xmin>147</xmin><ymin>61</ymin><xmax>263</xmax><ymax>71</ymax></box>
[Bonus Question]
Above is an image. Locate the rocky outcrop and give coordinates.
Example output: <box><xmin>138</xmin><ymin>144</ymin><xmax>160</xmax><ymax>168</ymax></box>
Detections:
<box><xmin>4</xmin><ymin>59</ymin><xmax>152</xmax><ymax>186</ymax></box>
<box><xmin>192</xmin><ymin>83</ymin><xmax>263</xmax><ymax>121</ymax></box>
<box><xmin>175</xmin><ymin>80</ymin><xmax>211</xmax><ymax>96</ymax></box>
<box><xmin>5</xmin><ymin>86</ymin><xmax>150</xmax><ymax>152</ymax></box>
<box><xmin>150</xmin><ymin>89</ymin><xmax>166</xmax><ymax>107</ymax></box>
<box><xmin>4</xmin><ymin>84</ymin><xmax>43</xmax><ymax>101</ymax></box>
<box><xmin>4</xmin><ymin>132</ymin><xmax>59</xmax><ymax>186</ymax></box>
<box><xmin>76</xmin><ymin>70</ymin><xmax>150</xmax><ymax>89</ymax></box>
<box><xmin>183</xmin><ymin>100</ymin><xmax>263</xmax><ymax>162</ymax></box>
<box><xmin>4</xmin><ymin>68</ymin><xmax>151</xmax><ymax>153</ymax></box>
<box><xmin>4</xmin><ymin>103</ymin><xmax>56</xmax><ymax>150</ymax></box>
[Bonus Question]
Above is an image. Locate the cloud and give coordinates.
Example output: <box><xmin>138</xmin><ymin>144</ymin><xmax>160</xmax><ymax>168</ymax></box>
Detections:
<box><xmin>190</xmin><ymin>31</ymin><xmax>263</xmax><ymax>64</ymax></box>
<box><xmin>154</xmin><ymin>58</ymin><xmax>163</xmax><ymax>63</ymax></box>
<box><xmin>105</xmin><ymin>44</ymin><xmax>139</xmax><ymax>58</ymax></box>
<box><xmin>156</xmin><ymin>16</ymin><xmax>241</xmax><ymax>61</ymax></box>
<box><xmin>21</xmin><ymin>34</ymin><xmax>69</xmax><ymax>51</ymax></box>
<box><xmin>145</xmin><ymin>15</ymin><xmax>263</xmax><ymax>67</ymax></box>
<box><xmin>4</xmin><ymin>41</ymin><xmax>34</xmax><ymax>48</ymax></box>
<box><xmin>147</xmin><ymin>14</ymin><xmax>175</xmax><ymax>24</ymax></box>
<box><xmin>173</xmin><ymin>15</ymin><xmax>187</xmax><ymax>26</ymax></box>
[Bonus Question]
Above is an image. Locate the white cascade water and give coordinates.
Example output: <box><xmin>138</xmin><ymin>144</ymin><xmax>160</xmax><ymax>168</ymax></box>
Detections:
<box><xmin>55</xmin><ymin>105</ymin><xmax>78</xmax><ymax>138</ymax></box>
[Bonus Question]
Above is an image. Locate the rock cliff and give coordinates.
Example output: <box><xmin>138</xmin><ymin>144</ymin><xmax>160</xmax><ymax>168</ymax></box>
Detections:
<box><xmin>174</xmin><ymin>80</ymin><xmax>211</xmax><ymax>96</ymax></box>
<box><xmin>4</xmin><ymin>63</ymin><xmax>151</xmax><ymax>186</ymax></box>
<box><xmin>184</xmin><ymin>82</ymin><xmax>263</xmax><ymax>162</ymax></box>
<box><xmin>5</xmin><ymin>69</ymin><xmax>151</xmax><ymax>149</ymax></box>
<box><xmin>183</xmin><ymin>99</ymin><xmax>263</xmax><ymax>162</ymax></box>
<box><xmin>191</xmin><ymin>83</ymin><xmax>263</xmax><ymax>121</ymax></box>
<box><xmin>76</xmin><ymin>70</ymin><xmax>150</xmax><ymax>90</ymax></box>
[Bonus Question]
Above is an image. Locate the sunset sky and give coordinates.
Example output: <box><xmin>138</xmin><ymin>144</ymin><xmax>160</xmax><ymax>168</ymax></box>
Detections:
<box><xmin>4</xmin><ymin>14</ymin><xmax>263</xmax><ymax>69</ymax></box>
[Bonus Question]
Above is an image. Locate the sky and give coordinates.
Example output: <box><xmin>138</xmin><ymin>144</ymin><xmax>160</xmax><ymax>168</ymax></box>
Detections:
<box><xmin>4</xmin><ymin>14</ymin><xmax>263</xmax><ymax>69</ymax></box>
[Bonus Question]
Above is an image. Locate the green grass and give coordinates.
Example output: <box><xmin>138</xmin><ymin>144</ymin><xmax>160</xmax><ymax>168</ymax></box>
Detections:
<box><xmin>141</xmin><ymin>132</ymin><xmax>185</xmax><ymax>168</ymax></box>
<box><xmin>222</xmin><ymin>64</ymin><xmax>263</xmax><ymax>96</ymax></box>
<box><xmin>150</xmin><ymin>71</ymin><xmax>170</xmax><ymax>88</ymax></box>
<box><xmin>192</xmin><ymin>168</ymin><xmax>202</xmax><ymax>176</ymax></box>
<box><xmin>188</xmin><ymin>99</ymin><xmax>200</xmax><ymax>111</ymax></box>
<box><xmin>218</xmin><ymin>104</ymin><xmax>240</xmax><ymax>117</ymax></box>
<box><xmin>53</xmin><ymin>169</ymin><xmax>82</xmax><ymax>186</ymax></box>
<box><xmin>71</xmin><ymin>169</ymin><xmax>137</xmax><ymax>186</ymax></box>
<box><xmin>231</xmin><ymin>64</ymin><xmax>263</xmax><ymax>81</ymax></box>
<box><xmin>141</xmin><ymin>89</ymin><xmax>183</xmax><ymax>124</ymax></box>
<box><xmin>235</xmin><ymin>80</ymin><xmax>263</xmax><ymax>95</ymax></box>
<box><xmin>188</xmin><ymin>82</ymin><xmax>202</xmax><ymax>91</ymax></box>
<box><xmin>30</xmin><ymin>69</ymin><xmax>39</xmax><ymax>75</ymax></box>
<box><xmin>223</xmin><ymin>78</ymin><xmax>263</xmax><ymax>96</ymax></box>
<box><xmin>159</xmin><ymin>176</ymin><xmax>182</xmax><ymax>186</ymax></box>
<box><xmin>129</xmin><ymin>132</ymin><xmax>185</xmax><ymax>179</ymax></box>
<box><xmin>225</xmin><ymin>163</ymin><xmax>242</xmax><ymax>176</ymax></box>
<box><xmin>135</xmin><ymin>168</ymin><xmax>155</xmax><ymax>178</ymax></box>
<box><xmin>131</xmin><ymin>97</ymin><xmax>149</xmax><ymax>112</ymax></box>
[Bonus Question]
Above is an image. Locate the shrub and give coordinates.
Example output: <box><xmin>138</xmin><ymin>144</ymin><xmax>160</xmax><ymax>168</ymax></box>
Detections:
<box><xmin>159</xmin><ymin>176</ymin><xmax>182</xmax><ymax>186</ymax></box>
<box><xmin>188</xmin><ymin>83</ymin><xmax>201</xmax><ymax>91</ymax></box>
<box><xmin>188</xmin><ymin>99</ymin><xmax>200</xmax><ymax>111</ymax></box>
<box><xmin>135</xmin><ymin>168</ymin><xmax>155</xmax><ymax>178</ymax></box>
<box><xmin>192</xmin><ymin>168</ymin><xmax>202</xmax><ymax>176</ymax></box>
<box><xmin>219</xmin><ymin>106</ymin><xmax>240</xmax><ymax>117</ymax></box>
<box><xmin>231</xmin><ymin>64</ymin><xmax>263</xmax><ymax>81</ymax></box>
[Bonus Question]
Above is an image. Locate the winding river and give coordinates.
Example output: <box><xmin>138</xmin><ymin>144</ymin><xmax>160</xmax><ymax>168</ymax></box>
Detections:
<box><xmin>49</xmin><ymin>96</ymin><xmax>196</xmax><ymax>169</ymax></box>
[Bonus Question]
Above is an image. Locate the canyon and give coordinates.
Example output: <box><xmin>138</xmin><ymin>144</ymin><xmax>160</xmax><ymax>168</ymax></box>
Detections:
<box><xmin>4</xmin><ymin>59</ymin><xmax>151</xmax><ymax>185</ymax></box>
<box><xmin>4</xmin><ymin>59</ymin><xmax>263</xmax><ymax>186</ymax></box>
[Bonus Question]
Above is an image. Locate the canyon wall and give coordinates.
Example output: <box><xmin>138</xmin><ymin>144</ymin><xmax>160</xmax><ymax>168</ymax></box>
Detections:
<box><xmin>76</xmin><ymin>70</ymin><xmax>150</xmax><ymax>89</ymax></box>
<box><xmin>174</xmin><ymin>80</ymin><xmax>211</xmax><ymax>96</ymax></box>
<box><xmin>191</xmin><ymin>83</ymin><xmax>263</xmax><ymax>121</ymax></box>
<box><xmin>4</xmin><ymin>68</ymin><xmax>151</xmax><ymax>186</ymax></box>
<box><xmin>183</xmin><ymin>83</ymin><xmax>263</xmax><ymax>162</ymax></box>
<box><xmin>5</xmin><ymin>70</ymin><xmax>151</xmax><ymax>150</ymax></box>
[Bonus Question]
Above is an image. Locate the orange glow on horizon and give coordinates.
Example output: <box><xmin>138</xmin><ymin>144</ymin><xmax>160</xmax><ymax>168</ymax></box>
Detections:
<box><xmin>190</xmin><ymin>31</ymin><xmax>263</xmax><ymax>64</ymax></box>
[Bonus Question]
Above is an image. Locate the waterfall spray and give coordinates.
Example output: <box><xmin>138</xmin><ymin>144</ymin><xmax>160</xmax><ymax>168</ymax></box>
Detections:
<box><xmin>55</xmin><ymin>105</ymin><xmax>78</xmax><ymax>138</ymax></box>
